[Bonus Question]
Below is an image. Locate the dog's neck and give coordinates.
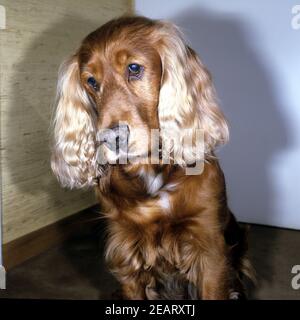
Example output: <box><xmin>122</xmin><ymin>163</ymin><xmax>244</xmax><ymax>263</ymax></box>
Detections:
<box><xmin>98</xmin><ymin>164</ymin><xmax>181</xmax><ymax>201</ymax></box>
<box><xmin>96</xmin><ymin>159</ymin><xmax>224</xmax><ymax>227</ymax></box>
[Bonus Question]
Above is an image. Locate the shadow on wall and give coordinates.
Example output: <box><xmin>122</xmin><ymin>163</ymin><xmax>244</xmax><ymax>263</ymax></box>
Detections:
<box><xmin>173</xmin><ymin>9</ymin><xmax>290</xmax><ymax>297</ymax></box>
<box><xmin>5</xmin><ymin>16</ymin><xmax>101</xmax><ymax>222</ymax></box>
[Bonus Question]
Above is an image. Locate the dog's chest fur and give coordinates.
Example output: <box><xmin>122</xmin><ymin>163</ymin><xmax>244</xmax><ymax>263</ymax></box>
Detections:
<box><xmin>101</xmin><ymin>164</ymin><xmax>222</xmax><ymax>299</ymax></box>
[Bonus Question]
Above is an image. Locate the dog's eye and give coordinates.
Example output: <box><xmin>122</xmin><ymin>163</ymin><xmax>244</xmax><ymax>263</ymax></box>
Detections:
<box><xmin>128</xmin><ymin>63</ymin><xmax>143</xmax><ymax>80</ymax></box>
<box><xmin>87</xmin><ymin>76</ymin><xmax>99</xmax><ymax>91</ymax></box>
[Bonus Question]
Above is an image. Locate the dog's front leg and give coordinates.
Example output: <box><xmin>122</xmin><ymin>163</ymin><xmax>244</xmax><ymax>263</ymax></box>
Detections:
<box><xmin>121</xmin><ymin>277</ymin><xmax>146</xmax><ymax>300</ymax></box>
<box><xmin>199</xmin><ymin>252</ymin><xmax>230</xmax><ymax>300</ymax></box>
<box><xmin>181</xmin><ymin>236</ymin><xmax>230</xmax><ymax>299</ymax></box>
<box><xmin>108</xmin><ymin>263</ymin><xmax>147</xmax><ymax>299</ymax></box>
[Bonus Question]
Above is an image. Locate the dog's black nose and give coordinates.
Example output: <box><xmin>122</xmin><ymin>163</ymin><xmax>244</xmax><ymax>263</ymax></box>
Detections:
<box><xmin>98</xmin><ymin>124</ymin><xmax>129</xmax><ymax>152</ymax></box>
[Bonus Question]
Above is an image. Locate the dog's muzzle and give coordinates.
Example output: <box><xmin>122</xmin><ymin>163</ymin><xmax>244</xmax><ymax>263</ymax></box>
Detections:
<box><xmin>98</xmin><ymin>124</ymin><xmax>129</xmax><ymax>152</ymax></box>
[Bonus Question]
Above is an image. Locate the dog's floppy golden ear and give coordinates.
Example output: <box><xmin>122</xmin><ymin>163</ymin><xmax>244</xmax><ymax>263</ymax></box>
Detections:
<box><xmin>51</xmin><ymin>56</ymin><xmax>98</xmax><ymax>188</ymax></box>
<box><xmin>156</xmin><ymin>22</ymin><xmax>229</xmax><ymax>165</ymax></box>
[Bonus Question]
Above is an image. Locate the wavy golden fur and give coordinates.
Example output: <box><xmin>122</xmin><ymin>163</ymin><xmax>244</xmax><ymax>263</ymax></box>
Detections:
<box><xmin>51</xmin><ymin>16</ymin><xmax>253</xmax><ymax>299</ymax></box>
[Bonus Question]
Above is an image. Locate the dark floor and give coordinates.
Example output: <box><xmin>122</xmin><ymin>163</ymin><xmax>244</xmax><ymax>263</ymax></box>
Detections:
<box><xmin>0</xmin><ymin>223</ymin><xmax>300</xmax><ymax>299</ymax></box>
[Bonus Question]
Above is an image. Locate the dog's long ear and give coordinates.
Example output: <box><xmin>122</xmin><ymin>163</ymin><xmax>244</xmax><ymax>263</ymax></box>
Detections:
<box><xmin>51</xmin><ymin>56</ymin><xmax>98</xmax><ymax>188</ymax></box>
<box><xmin>156</xmin><ymin>22</ymin><xmax>229</xmax><ymax>165</ymax></box>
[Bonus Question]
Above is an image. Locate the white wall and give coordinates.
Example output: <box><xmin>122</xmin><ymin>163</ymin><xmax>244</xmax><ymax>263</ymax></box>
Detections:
<box><xmin>136</xmin><ymin>0</ymin><xmax>300</xmax><ymax>230</ymax></box>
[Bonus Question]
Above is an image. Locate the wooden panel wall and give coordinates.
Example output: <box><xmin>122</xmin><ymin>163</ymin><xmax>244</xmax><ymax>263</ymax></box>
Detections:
<box><xmin>0</xmin><ymin>0</ymin><xmax>132</xmax><ymax>244</ymax></box>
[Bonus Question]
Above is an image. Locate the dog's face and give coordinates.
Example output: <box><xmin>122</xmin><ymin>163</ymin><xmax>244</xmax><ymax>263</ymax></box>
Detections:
<box><xmin>78</xmin><ymin>29</ymin><xmax>162</xmax><ymax>163</ymax></box>
<box><xmin>51</xmin><ymin>16</ymin><xmax>229</xmax><ymax>188</ymax></box>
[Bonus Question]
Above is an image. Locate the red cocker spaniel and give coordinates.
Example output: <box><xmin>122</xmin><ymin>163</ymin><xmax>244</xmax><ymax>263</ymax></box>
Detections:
<box><xmin>51</xmin><ymin>16</ymin><xmax>253</xmax><ymax>299</ymax></box>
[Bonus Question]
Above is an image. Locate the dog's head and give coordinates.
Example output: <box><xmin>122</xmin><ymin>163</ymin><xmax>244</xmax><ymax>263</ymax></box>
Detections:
<box><xmin>51</xmin><ymin>16</ymin><xmax>229</xmax><ymax>188</ymax></box>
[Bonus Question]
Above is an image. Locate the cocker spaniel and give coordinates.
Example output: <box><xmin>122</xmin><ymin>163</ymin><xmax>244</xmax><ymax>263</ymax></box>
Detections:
<box><xmin>51</xmin><ymin>16</ymin><xmax>253</xmax><ymax>299</ymax></box>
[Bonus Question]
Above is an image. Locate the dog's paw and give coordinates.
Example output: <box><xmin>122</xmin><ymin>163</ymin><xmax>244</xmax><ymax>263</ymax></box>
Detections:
<box><xmin>229</xmin><ymin>291</ymin><xmax>245</xmax><ymax>300</ymax></box>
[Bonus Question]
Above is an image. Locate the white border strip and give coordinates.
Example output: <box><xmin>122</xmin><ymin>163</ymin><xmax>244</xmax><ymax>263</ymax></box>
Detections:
<box><xmin>0</xmin><ymin>5</ymin><xmax>6</xmax><ymax>30</ymax></box>
<box><xmin>0</xmin><ymin>13</ymin><xmax>6</xmax><ymax>288</ymax></box>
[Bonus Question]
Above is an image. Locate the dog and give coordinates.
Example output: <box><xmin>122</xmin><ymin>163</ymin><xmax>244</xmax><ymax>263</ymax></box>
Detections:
<box><xmin>51</xmin><ymin>16</ymin><xmax>253</xmax><ymax>299</ymax></box>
